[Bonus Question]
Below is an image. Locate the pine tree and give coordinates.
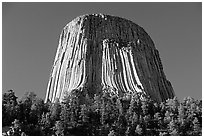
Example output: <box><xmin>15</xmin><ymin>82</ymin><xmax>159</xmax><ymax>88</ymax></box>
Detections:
<box><xmin>135</xmin><ymin>124</ymin><xmax>143</xmax><ymax>135</ymax></box>
<box><xmin>11</xmin><ymin>119</ymin><xmax>23</xmax><ymax>136</ymax></box>
<box><xmin>168</xmin><ymin>119</ymin><xmax>179</xmax><ymax>136</ymax></box>
<box><xmin>108</xmin><ymin>130</ymin><xmax>116</xmax><ymax>136</ymax></box>
<box><xmin>125</xmin><ymin>126</ymin><xmax>131</xmax><ymax>136</ymax></box>
<box><xmin>60</xmin><ymin>101</ymin><xmax>71</xmax><ymax>135</ymax></box>
<box><xmin>19</xmin><ymin>92</ymin><xmax>38</xmax><ymax>124</ymax></box>
<box><xmin>39</xmin><ymin>112</ymin><xmax>51</xmax><ymax>135</ymax></box>
<box><xmin>53</xmin><ymin>121</ymin><xmax>64</xmax><ymax>136</ymax></box>
<box><xmin>177</xmin><ymin>104</ymin><xmax>188</xmax><ymax>135</ymax></box>
<box><xmin>154</xmin><ymin>112</ymin><xmax>162</xmax><ymax>128</ymax></box>
<box><xmin>93</xmin><ymin>94</ymin><xmax>101</xmax><ymax>113</ymax></box>
<box><xmin>192</xmin><ymin>117</ymin><xmax>201</xmax><ymax>136</ymax></box>
<box><xmin>2</xmin><ymin>90</ymin><xmax>19</xmax><ymax>126</ymax></box>
<box><xmin>80</xmin><ymin>104</ymin><xmax>89</xmax><ymax>123</ymax></box>
<box><xmin>30</xmin><ymin>98</ymin><xmax>45</xmax><ymax>125</ymax></box>
<box><xmin>50</xmin><ymin>98</ymin><xmax>61</xmax><ymax>122</ymax></box>
<box><xmin>141</xmin><ymin>99</ymin><xmax>149</xmax><ymax>115</ymax></box>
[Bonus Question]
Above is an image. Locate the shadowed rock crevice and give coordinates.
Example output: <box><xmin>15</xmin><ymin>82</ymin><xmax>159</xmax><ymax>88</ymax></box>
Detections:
<box><xmin>45</xmin><ymin>14</ymin><xmax>174</xmax><ymax>103</ymax></box>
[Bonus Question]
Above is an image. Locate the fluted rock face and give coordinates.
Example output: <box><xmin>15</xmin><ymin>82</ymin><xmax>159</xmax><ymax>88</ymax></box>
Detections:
<box><xmin>45</xmin><ymin>14</ymin><xmax>174</xmax><ymax>103</ymax></box>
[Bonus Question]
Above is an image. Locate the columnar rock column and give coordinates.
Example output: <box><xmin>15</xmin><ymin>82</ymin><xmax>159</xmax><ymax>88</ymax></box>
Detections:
<box><xmin>45</xmin><ymin>14</ymin><xmax>174</xmax><ymax>103</ymax></box>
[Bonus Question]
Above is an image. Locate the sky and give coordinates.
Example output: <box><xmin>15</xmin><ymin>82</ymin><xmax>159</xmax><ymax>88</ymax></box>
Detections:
<box><xmin>2</xmin><ymin>2</ymin><xmax>202</xmax><ymax>101</ymax></box>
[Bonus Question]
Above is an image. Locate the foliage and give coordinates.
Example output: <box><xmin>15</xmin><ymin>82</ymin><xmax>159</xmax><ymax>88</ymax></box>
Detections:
<box><xmin>2</xmin><ymin>90</ymin><xmax>18</xmax><ymax>126</ymax></box>
<box><xmin>2</xmin><ymin>89</ymin><xmax>202</xmax><ymax>136</ymax></box>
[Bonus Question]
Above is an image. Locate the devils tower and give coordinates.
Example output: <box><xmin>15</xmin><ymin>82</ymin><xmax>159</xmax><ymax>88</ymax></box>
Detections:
<box><xmin>45</xmin><ymin>14</ymin><xmax>174</xmax><ymax>103</ymax></box>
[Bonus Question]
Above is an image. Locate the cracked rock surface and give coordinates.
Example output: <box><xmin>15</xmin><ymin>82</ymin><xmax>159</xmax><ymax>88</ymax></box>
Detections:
<box><xmin>45</xmin><ymin>14</ymin><xmax>174</xmax><ymax>103</ymax></box>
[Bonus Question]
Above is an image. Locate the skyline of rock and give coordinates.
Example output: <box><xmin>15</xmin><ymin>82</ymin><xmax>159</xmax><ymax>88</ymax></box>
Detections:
<box><xmin>45</xmin><ymin>14</ymin><xmax>175</xmax><ymax>103</ymax></box>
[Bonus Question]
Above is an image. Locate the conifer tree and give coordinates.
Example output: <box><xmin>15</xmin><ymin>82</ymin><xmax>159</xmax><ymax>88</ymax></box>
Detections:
<box><xmin>135</xmin><ymin>124</ymin><xmax>143</xmax><ymax>135</ymax></box>
<box><xmin>192</xmin><ymin>117</ymin><xmax>201</xmax><ymax>136</ymax></box>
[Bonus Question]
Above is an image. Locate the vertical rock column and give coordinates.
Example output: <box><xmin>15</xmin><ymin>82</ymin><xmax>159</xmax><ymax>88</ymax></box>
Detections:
<box><xmin>45</xmin><ymin>14</ymin><xmax>174</xmax><ymax>103</ymax></box>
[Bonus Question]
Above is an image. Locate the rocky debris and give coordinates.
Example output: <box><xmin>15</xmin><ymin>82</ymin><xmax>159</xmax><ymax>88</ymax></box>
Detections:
<box><xmin>45</xmin><ymin>14</ymin><xmax>174</xmax><ymax>103</ymax></box>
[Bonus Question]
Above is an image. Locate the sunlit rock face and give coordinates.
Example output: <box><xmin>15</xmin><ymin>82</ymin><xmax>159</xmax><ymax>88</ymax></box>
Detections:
<box><xmin>45</xmin><ymin>14</ymin><xmax>174</xmax><ymax>103</ymax></box>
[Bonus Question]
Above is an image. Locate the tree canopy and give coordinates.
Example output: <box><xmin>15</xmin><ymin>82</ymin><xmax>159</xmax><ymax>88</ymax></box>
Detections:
<box><xmin>2</xmin><ymin>89</ymin><xmax>202</xmax><ymax>136</ymax></box>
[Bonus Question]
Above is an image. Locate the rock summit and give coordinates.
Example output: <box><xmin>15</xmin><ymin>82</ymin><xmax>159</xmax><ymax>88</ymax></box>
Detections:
<box><xmin>45</xmin><ymin>14</ymin><xmax>174</xmax><ymax>103</ymax></box>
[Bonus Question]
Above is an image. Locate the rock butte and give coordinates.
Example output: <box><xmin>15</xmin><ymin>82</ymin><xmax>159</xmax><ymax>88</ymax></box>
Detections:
<box><xmin>45</xmin><ymin>14</ymin><xmax>174</xmax><ymax>103</ymax></box>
